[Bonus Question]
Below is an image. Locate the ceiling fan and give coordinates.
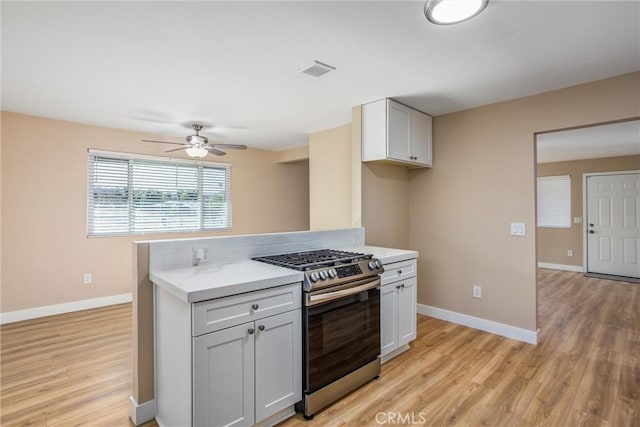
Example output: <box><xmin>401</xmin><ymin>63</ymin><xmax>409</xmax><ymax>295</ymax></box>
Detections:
<box><xmin>142</xmin><ymin>123</ymin><xmax>247</xmax><ymax>157</ymax></box>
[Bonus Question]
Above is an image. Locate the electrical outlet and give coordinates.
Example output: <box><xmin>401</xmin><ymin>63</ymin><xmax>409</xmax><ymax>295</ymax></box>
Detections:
<box><xmin>83</xmin><ymin>273</ymin><xmax>92</xmax><ymax>284</ymax></box>
<box><xmin>472</xmin><ymin>285</ymin><xmax>482</xmax><ymax>299</ymax></box>
<box><xmin>192</xmin><ymin>245</ymin><xmax>210</xmax><ymax>265</ymax></box>
<box><xmin>567</xmin><ymin>250</ymin><xmax>574</xmax><ymax>257</ymax></box>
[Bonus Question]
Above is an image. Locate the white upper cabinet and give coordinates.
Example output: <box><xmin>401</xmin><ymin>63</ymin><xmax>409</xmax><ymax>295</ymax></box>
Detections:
<box><xmin>362</xmin><ymin>98</ymin><xmax>432</xmax><ymax>168</ymax></box>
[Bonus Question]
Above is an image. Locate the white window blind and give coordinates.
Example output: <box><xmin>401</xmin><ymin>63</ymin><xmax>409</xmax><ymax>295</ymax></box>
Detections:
<box><xmin>537</xmin><ymin>175</ymin><xmax>571</xmax><ymax>228</ymax></box>
<box><xmin>87</xmin><ymin>150</ymin><xmax>231</xmax><ymax>237</ymax></box>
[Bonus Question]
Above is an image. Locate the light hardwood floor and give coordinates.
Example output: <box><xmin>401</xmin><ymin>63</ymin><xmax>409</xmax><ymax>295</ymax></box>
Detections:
<box><xmin>1</xmin><ymin>270</ymin><xmax>638</xmax><ymax>426</ymax></box>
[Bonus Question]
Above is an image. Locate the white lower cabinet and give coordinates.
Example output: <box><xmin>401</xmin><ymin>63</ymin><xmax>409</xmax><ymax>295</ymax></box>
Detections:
<box><xmin>380</xmin><ymin>283</ymin><xmax>398</xmax><ymax>356</ymax></box>
<box><xmin>194</xmin><ymin>310</ymin><xmax>301</xmax><ymax>427</ymax></box>
<box><xmin>155</xmin><ymin>283</ymin><xmax>301</xmax><ymax>427</ymax></box>
<box><xmin>397</xmin><ymin>277</ymin><xmax>417</xmax><ymax>347</ymax></box>
<box><xmin>194</xmin><ymin>323</ymin><xmax>255</xmax><ymax>427</ymax></box>
<box><xmin>380</xmin><ymin>259</ymin><xmax>417</xmax><ymax>363</ymax></box>
<box><xmin>254</xmin><ymin>310</ymin><xmax>301</xmax><ymax>422</ymax></box>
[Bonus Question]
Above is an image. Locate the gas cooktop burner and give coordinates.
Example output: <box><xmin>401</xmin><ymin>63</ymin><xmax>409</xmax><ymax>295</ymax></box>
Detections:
<box><xmin>253</xmin><ymin>249</ymin><xmax>372</xmax><ymax>271</ymax></box>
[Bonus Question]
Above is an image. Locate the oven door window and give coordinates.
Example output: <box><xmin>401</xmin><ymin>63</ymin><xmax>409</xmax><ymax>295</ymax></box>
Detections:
<box><xmin>305</xmin><ymin>288</ymin><xmax>380</xmax><ymax>392</ymax></box>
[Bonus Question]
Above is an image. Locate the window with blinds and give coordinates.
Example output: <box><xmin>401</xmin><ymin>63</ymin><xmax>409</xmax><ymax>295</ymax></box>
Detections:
<box><xmin>537</xmin><ymin>175</ymin><xmax>571</xmax><ymax>228</ymax></box>
<box><xmin>87</xmin><ymin>150</ymin><xmax>231</xmax><ymax>237</ymax></box>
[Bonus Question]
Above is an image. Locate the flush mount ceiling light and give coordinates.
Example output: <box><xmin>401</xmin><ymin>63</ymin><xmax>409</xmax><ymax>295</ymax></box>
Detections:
<box><xmin>424</xmin><ymin>0</ymin><xmax>489</xmax><ymax>25</ymax></box>
<box><xmin>299</xmin><ymin>60</ymin><xmax>336</xmax><ymax>77</ymax></box>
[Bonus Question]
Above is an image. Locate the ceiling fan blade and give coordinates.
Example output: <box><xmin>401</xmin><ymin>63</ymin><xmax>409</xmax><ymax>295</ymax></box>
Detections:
<box><xmin>142</xmin><ymin>139</ymin><xmax>185</xmax><ymax>146</ymax></box>
<box><xmin>206</xmin><ymin>147</ymin><xmax>227</xmax><ymax>156</ymax></box>
<box><xmin>211</xmin><ymin>144</ymin><xmax>247</xmax><ymax>150</ymax></box>
<box><xmin>164</xmin><ymin>147</ymin><xmax>188</xmax><ymax>153</ymax></box>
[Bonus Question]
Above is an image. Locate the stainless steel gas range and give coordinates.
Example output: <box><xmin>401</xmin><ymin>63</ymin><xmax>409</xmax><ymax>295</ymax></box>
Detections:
<box><xmin>253</xmin><ymin>249</ymin><xmax>384</xmax><ymax>419</ymax></box>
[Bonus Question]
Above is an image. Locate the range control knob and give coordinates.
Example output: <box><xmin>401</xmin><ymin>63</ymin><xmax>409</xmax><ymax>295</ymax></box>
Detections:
<box><xmin>368</xmin><ymin>261</ymin><xmax>377</xmax><ymax>270</ymax></box>
<box><xmin>328</xmin><ymin>268</ymin><xmax>337</xmax><ymax>279</ymax></box>
<box><xmin>375</xmin><ymin>259</ymin><xmax>383</xmax><ymax>268</ymax></box>
<box><xmin>309</xmin><ymin>272</ymin><xmax>320</xmax><ymax>282</ymax></box>
<box><xmin>319</xmin><ymin>270</ymin><xmax>328</xmax><ymax>280</ymax></box>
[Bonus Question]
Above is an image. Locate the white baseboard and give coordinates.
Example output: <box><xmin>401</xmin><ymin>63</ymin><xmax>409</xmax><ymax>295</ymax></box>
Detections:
<box><xmin>538</xmin><ymin>262</ymin><xmax>584</xmax><ymax>272</ymax></box>
<box><xmin>417</xmin><ymin>304</ymin><xmax>539</xmax><ymax>345</ymax></box>
<box><xmin>381</xmin><ymin>344</ymin><xmax>410</xmax><ymax>364</ymax></box>
<box><xmin>0</xmin><ymin>293</ymin><xmax>133</xmax><ymax>325</ymax></box>
<box><xmin>129</xmin><ymin>396</ymin><xmax>156</xmax><ymax>426</ymax></box>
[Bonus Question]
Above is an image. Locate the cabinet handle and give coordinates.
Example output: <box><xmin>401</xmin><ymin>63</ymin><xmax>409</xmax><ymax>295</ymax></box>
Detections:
<box><xmin>248</xmin><ymin>328</ymin><xmax>255</xmax><ymax>335</ymax></box>
<box><xmin>397</xmin><ymin>270</ymin><xmax>402</xmax><ymax>274</ymax></box>
<box><xmin>401</xmin><ymin>284</ymin><xmax>405</xmax><ymax>289</ymax></box>
<box><xmin>252</xmin><ymin>304</ymin><xmax>259</xmax><ymax>310</ymax></box>
<box><xmin>258</xmin><ymin>325</ymin><xmax>265</xmax><ymax>331</ymax></box>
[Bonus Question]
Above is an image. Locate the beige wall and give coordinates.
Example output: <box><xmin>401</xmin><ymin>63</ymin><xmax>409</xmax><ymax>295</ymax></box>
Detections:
<box><xmin>362</xmin><ymin>163</ymin><xmax>410</xmax><ymax>248</ymax></box>
<box><xmin>0</xmin><ymin>111</ymin><xmax>309</xmax><ymax>313</ymax></box>
<box><xmin>276</xmin><ymin>145</ymin><xmax>309</xmax><ymax>163</ymax></box>
<box><xmin>537</xmin><ymin>154</ymin><xmax>640</xmax><ymax>266</ymax></box>
<box><xmin>351</xmin><ymin>106</ymin><xmax>363</xmax><ymax>228</ymax></box>
<box><xmin>408</xmin><ymin>72</ymin><xmax>640</xmax><ymax>331</ymax></box>
<box><xmin>309</xmin><ymin>123</ymin><xmax>353</xmax><ymax>230</ymax></box>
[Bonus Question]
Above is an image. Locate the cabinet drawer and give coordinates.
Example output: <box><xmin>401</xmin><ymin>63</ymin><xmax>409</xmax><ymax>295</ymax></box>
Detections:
<box><xmin>193</xmin><ymin>283</ymin><xmax>301</xmax><ymax>336</ymax></box>
<box><xmin>381</xmin><ymin>259</ymin><xmax>416</xmax><ymax>285</ymax></box>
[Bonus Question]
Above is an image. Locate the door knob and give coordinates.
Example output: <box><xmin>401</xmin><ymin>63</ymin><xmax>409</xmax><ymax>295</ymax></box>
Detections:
<box><xmin>589</xmin><ymin>223</ymin><xmax>594</xmax><ymax>227</ymax></box>
<box><xmin>589</xmin><ymin>230</ymin><xmax>595</xmax><ymax>234</ymax></box>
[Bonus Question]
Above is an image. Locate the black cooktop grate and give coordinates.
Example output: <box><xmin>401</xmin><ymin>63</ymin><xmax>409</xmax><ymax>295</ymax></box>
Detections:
<box><xmin>253</xmin><ymin>249</ymin><xmax>371</xmax><ymax>271</ymax></box>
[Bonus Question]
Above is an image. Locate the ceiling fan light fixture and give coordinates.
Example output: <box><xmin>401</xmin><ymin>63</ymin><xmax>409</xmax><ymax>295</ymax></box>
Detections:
<box><xmin>187</xmin><ymin>134</ymin><xmax>207</xmax><ymax>145</ymax></box>
<box><xmin>424</xmin><ymin>0</ymin><xmax>488</xmax><ymax>25</ymax></box>
<box><xmin>185</xmin><ymin>146</ymin><xmax>208</xmax><ymax>158</ymax></box>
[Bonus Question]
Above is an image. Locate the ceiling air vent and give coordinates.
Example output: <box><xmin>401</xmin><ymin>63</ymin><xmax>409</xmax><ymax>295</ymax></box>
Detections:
<box><xmin>299</xmin><ymin>60</ymin><xmax>336</xmax><ymax>77</ymax></box>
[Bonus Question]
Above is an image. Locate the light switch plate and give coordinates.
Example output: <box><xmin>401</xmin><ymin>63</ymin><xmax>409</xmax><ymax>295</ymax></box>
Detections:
<box><xmin>574</xmin><ymin>217</ymin><xmax>583</xmax><ymax>224</ymax></box>
<box><xmin>510</xmin><ymin>222</ymin><xmax>526</xmax><ymax>236</ymax></box>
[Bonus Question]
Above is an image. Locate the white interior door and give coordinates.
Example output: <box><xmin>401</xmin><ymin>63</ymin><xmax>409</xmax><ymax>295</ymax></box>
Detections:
<box><xmin>586</xmin><ymin>173</ymin><xmax>640</xmax><ymax>278</ymax></box>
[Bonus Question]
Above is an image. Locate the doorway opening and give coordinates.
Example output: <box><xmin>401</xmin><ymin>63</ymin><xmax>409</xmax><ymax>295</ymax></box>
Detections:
<box><xmin>535</xmin><ymin>119</ymin><xmax>640</xmax><ymax>280</ymax></box>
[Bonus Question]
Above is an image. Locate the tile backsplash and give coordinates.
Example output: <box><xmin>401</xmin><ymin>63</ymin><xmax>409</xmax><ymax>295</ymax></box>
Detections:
<box><xmin>146</xmin><ymin>228</ymin><xmax>365</xmax><ymax>271</ymax></box>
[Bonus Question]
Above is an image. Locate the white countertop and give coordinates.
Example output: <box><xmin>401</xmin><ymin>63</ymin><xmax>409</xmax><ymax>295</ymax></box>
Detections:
<box><xmin>150</xmin><ymin>245</ymin><xmax>418</xmax><ymax>304</ymax></box>
<box><xmin>150</xmin><ymin>260</ymin><xmax>304</xmax><ymax>303</ymax></box>
<box><xmin>355</xmin><ymin>245</ymin><xmax>418</xmax><ymax>265</ymax></box>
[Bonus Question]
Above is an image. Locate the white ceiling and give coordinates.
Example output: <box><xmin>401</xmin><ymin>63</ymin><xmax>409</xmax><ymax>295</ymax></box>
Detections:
<box><xmin>537</xmin><ymin>120</ymin><xmax>640</xmax><ymax>164</ymax></box>
<box><xmin>2</xmin><ymin>1</ymin><xmax>639</xmax><ymax>151</ymax></box>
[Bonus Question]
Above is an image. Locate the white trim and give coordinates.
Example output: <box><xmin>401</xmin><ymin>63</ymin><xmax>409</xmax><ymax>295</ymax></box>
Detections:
<box><xmin>88</xmin><ymin>148</ymin><xmax>231</xmax><ymax>168</ymax></box>
<box><xmin>128</xmin><ymin>396</ymin><xmax>156</xmax><ymax>426</ymax></box>
<box><xmin>0</xmin><ymin>293</ymin><xmax>132</xmax><ymax>324</ymax></box>
<box><xmin>537</xmin><ymin>262</ymin><xmax>584</xmax><ymax>272</ymax></box>
<box><xmin>417</xmin><ymin>304</ymin><xmax>539</xmax><ymax>345</ymax></box>
<box><xmin>381</xmin><ymin>344</ymin><xmax>410</xmax><ymax>364</ymax></box>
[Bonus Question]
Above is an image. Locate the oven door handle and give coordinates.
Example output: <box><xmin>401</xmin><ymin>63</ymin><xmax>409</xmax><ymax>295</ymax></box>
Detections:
<box><xmin>307</xmin><ymin>277</ymin><xmax>380</xmax><ymax>306</ymax></box>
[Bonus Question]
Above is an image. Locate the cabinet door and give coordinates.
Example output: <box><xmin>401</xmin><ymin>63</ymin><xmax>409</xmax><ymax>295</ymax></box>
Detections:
<box><xmin>193</xmin><ymin>323</ymin><xmax>255</xmax><ymax>427</ymax></box>
<box><xmin>254</xmin><ymin>310</ymin><xmax>301</xmax><ymax>423</ymax></box>
<box><xmin>410</xmin><ymin>110</ymin><xmax>433</xmax><ymax>167</ymax></box>
<box><xmin>398</xmin><ymin>277</ymin><xmax>417</xmax><ymax>347</ymax></box>
<box><xmin>387</xmin><ymin>100</ymin><xmax>412</xmax><ymax>162</ymax></box>
<box><xmin>380</xmin><ymin>283</ymin><xmax>399</xmax><ymax>356</ymax></box>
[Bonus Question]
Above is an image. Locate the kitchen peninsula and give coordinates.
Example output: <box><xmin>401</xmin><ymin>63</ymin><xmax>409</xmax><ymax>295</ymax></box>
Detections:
<box><xmin>137</xmin><ymin>227</ymin><xmax>418</xmax><ymax>427</ymax></box>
